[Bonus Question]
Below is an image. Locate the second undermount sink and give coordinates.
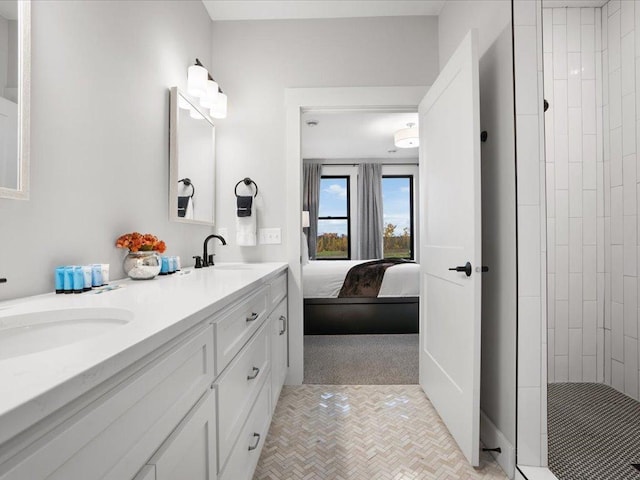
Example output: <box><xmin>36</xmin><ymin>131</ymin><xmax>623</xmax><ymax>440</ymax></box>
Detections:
<box><xmin>214</xmin><ymin>264</ymin><xmax>255</xmax><ymax>271</ymax></box>
<box><xmin>0</xmin><ymin>307</ymin><xmax>133</xmax><ymax>361</ymax></box>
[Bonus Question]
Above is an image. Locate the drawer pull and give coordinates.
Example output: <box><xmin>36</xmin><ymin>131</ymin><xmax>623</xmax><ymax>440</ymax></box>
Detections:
<box><xmin>247</xmin><ymin>366</ymin><xmax>260</xmax><ymax>380</ymax></box>
<box><xmin>248</xmin><ymin>433</ymin><xmax>261</xmax><ymax>451</ymax></box>
<box><xmin>279</xmin><ymin>315</ymin><xmax>287</xmax><ymax>335</ymax></box>
<box><xmin>246</xmin><ymin>312</ymin><xmax>259</xmax><ymax>323</ymax></box>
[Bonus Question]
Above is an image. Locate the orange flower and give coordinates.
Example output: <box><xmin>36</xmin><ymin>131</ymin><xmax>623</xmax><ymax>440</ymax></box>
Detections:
<box><xmin>116</xmin><ymin>232</ymin><xmax>167</xmax><ymax>253</ymax></box>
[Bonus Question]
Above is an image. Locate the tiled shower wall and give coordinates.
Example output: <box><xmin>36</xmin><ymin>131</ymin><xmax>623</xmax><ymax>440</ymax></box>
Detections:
<box><xmin>544</xmin><ymin>0</ymin><xmax>640</xmax><ymax>402</ymax></box>
<box><xmin>544</xmin><ymin>7</ymin><xmax>604</xmax><ymax>385</ymax></box>
<box><xmin>602</xmin><ymin>0</ymin><xmax>640</xmax><ymax>400</ymax></box>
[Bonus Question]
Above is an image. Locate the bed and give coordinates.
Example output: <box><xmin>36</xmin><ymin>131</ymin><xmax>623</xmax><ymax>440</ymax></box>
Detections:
<box><xmin>303</xmin><ymin>259</ymin><xmax>420</xmax><ymax>335</ymax></box>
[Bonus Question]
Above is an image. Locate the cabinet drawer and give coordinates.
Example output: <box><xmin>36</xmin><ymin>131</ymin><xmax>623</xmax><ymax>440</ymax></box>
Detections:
<box><xmin>214</xmin><ymin>286</ymin><xmax>269</xmax><ymax>376</ymax></box>
<box><xmin>0</xmin><ymin>325</ymin><xmax>214</xmax><ymax>480</ymax></box>
<box><xmin>219</xmin><ymin>381</ymin><xmax>271</xmax><ymax>480</ymax></box>
<box><xmin>147</xmin><ymin>390</ymin><xmax>216</xmax><ymax>480</ymax></box>
<box><xmin>268</xmin><ymin>272</ymin><xmax>287</xmax><ymax>310</ymax></box>
<box><xmin>217</xmin><ymin>322</ymin><xmax>270</xmax><ymax>470</ymax></box>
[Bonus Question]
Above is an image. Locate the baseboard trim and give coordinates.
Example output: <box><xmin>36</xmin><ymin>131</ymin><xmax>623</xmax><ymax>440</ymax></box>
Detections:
<box><xmin>480</xmin><ymin>409</ymin><xmax>516</xmax><ymax>478</ymax></box>
<box><xmin>516</xmin><ymin>465</ymin><xmax>559</xmax><ymax>480</ymax></box>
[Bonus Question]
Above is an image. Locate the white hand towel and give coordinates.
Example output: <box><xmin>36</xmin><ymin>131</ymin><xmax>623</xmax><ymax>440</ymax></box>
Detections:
<box><xmin>236</xmin><ymin>211</ymin><xmax>257</xmax><ymax>246</ymax></box>
<box><xmin>185</xmin><ymin>197</ymin><xmax>194</xmax><ymax>220</ymax></box>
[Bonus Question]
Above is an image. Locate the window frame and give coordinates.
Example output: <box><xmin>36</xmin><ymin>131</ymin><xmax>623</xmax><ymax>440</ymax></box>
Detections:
<box><xmin>317</xmin><ymin>175</ymin><xmax>352</xmax><ymax>260</ymax></box>
<box><xmin>381</xmin><ymin>174</ymin><xmax>415</xmax><ymax>260</ymax></box>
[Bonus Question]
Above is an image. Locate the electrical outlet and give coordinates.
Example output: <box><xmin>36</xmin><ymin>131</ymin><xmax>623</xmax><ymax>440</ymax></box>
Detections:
<box><xmin>217</xmin><ymin>227</ymin><xmax>229</xmax><ymax>239</ymax></box>
<box><xmin>259</xmin><ymin>228</ymin><xmax>281</xmax><ymax>245</ymax></box>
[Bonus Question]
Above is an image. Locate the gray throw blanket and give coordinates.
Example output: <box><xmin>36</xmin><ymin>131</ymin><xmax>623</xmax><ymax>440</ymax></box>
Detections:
<box><xmin>338</xmin><ymin>259</ymin><xmax>414</xmax><ymax>298</ymax></box>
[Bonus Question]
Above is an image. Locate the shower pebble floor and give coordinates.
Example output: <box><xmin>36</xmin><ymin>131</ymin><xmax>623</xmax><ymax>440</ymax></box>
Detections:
<box><xmin>548</xmin><ymin>383</ymin><xmax>640</xmax><ymax>480</ymax></box>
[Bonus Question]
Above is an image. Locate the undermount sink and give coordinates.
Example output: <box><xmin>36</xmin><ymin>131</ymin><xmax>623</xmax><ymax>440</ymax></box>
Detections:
<box><xmin>0</xmin><ymin>307</ymin><xmax>133</xmax><ymax>360</ymax></box>
<box><xmin>214</xmin><ymin>264</ymin><xmax>255</xmax><ymax>271</ymax></box>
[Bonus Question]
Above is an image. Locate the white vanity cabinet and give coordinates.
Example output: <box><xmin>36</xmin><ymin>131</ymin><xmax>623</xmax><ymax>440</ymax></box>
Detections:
<box><xmin>0</xmin><ymin>265</ymin><xmax>288</xmax><ymax>480</ymax></box>
<box><xmin>270</xmin><ymin>298</ymin><xmax>288</xmax><ymax>409</ymax></box>
<box><xmin>141</xmin><ymin>389</ymin><xmax>216</xmax><ymax>480</ymax></box>
<box><xmin>215</xmin><ymin>270</ymin><xmax>288</xmax><ymax>480</ymax></box>
<box><xmin>0</xmin><ymin>323</ymin><xmax>216</xmax><ymax>480</ymax></box>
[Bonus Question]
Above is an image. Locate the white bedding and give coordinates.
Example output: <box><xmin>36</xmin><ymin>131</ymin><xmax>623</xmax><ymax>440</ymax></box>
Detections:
<box><xmin>302</xmin><ymin>260</ymin><xmax>420</xmax><ymax>298</ymax></box>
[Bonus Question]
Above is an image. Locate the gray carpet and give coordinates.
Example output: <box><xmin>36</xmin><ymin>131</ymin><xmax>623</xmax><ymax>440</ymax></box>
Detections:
<box><xmin>548</xmin><ymin>382</ymin><xmax>640</xmax><ymax>480</ymax></box>
<box><xmin>303</xmin><ymin>334</ymin><xmax>418</xmax><ymax>385</ymax></box>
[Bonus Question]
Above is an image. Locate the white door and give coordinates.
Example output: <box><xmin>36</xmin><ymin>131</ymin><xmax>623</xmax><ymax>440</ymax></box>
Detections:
<box><xmin>418</xmin><ymin>30</ymin><xmax>482</xmax><ymax>466</ymax></box>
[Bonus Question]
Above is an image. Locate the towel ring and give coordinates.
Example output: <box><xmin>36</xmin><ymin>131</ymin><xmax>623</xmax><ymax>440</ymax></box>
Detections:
<box><xmin>234</xmin><ymin>177</ymin><xmax>258</xmax><ymax>198</ymax></box>
<box><xmin>178</xmin><ymin>178</ymin><xmax>195</xmax><ymax>198</ymax></box>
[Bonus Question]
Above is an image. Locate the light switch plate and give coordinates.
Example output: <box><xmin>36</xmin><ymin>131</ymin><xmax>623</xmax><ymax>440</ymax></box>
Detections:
<box><xmin>259</xmin><ymin>228</ymin><xmax>281</xmax><ymax>244</ymax></box>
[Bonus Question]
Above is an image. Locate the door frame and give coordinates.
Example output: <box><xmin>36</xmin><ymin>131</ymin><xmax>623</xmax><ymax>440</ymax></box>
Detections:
<box><xmin>284</xmin><ymin>86</ymin><xmax>428</xmax><ymax>384</ymax></box>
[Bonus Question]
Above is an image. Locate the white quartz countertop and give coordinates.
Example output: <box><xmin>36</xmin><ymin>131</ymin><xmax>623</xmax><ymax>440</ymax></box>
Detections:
<box><xmin>0</xmin><ymin>262</ymin><xmax>287</xmax><ymax>445</ymax></box>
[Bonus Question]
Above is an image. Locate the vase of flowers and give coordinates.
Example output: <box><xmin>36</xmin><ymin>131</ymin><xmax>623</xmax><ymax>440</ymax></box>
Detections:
<box><xmin>116</xmin><ymin>232</ymin><xmax>167</xmax><ymax>280</ymax></box>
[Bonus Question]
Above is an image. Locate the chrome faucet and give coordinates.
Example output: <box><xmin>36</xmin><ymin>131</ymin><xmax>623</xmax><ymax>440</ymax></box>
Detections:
<box><xmin>202</xmin><ymin>234</ymin><xmax>227</xmax><ymax>267</ymax></box>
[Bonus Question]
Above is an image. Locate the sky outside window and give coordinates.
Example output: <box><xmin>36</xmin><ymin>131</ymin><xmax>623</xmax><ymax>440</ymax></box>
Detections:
<box><xmin>318</xmin><ymin>177</ymin><xmax>348</xmax><ymax>235</ymax></box>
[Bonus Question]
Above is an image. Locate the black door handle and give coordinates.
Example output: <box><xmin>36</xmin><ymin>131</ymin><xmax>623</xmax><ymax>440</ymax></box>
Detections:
<box><xmin>449</xmin><ymin>262</ymin><xmax>472</xmax><ymax>277</ymax></box>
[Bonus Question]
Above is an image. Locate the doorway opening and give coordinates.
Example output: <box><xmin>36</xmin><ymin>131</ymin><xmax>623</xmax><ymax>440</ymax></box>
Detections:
<box><xmin>299</xmin><ymin>108</ymin><xmax>421</xmax><ymax>385</ymax></box>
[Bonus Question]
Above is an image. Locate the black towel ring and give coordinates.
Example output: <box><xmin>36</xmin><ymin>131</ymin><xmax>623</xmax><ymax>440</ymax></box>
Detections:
<box><xmin>178</xmin><ymin>178</ymin><xmax>195</xmax><ymax>198</ymax></box>
<box><xmin>234</xmin><ymin>177</ymin><xmax>258</xmax><ymax>198</ymax></box>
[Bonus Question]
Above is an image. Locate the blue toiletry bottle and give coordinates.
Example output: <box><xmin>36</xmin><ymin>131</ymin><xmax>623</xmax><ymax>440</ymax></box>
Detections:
<box><xmin>63</xmin><ymin>266</ymin><xmax>74</xmax><ymax>294</ymax></box>
<box><xmin>160</xmin><ymin>256</ymin><xmax>169</xmax><ymax>275</ymax></box>
<box><xmin>55</xmin><ymin>267</ymin><xmax>65</xmax><ymax>294</ymax></box>
<box><xmin>73</xmin><ymin>266</ymin><xmax>84</xmax><ymax>293</ymax></box>
<box><xmin>91</xmin><ymin>264</ymin><xmax>103</xmax><ymax>287</ymax></box>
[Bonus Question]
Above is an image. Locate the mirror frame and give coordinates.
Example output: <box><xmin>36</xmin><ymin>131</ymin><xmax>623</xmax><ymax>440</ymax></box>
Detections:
<box><xmin>0</xmin><ymin>0</ymin><xmax>30</xmax><ymax>200</ymax></box>
<box><xmin>169</xmin><ymin>86</ymin><xmax>216</xmax><ymax>226</ymax></box>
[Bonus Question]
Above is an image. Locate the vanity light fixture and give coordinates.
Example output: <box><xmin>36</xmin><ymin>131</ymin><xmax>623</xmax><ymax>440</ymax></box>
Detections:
<box><xmin>187</xmin><ymin>58</ymin><xmax>227</xmax><ymax>119</ymax></box>
<box><xmin>394</xmin><ymin>123</ymin><xmax>419</xmax><ymax>148</ymax></box>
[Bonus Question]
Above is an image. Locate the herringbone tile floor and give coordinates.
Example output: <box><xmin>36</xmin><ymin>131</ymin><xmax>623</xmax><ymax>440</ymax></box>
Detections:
<box><xmin>254</xmin><ymin>385</ymin><xmax>508</xmax><ymax>480</ymax></box>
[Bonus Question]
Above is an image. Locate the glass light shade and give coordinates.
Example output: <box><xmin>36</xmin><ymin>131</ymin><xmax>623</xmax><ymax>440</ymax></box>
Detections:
<box><xmin>210</xmin><ymin>92</ymin><xmax>227</xmax><ymax>119</ymax></box>
<box><xmin>394</xmin><ymin>126</ymin><xmax>419</xmax><ymax>148</ymax></box>
<box><xmin>187</xmin><ymin>65</ymin><xmax>208</xmax><ymax>98</ymax></box>
<box><xmin>199</xmin><ymin>80</ymin><xmax>219</xmax><ymax>109</ymax></box>
<box><xmin>302</xmin><ymin>211</ymin><xmax>310</xmax><ymax>228</ymax></box>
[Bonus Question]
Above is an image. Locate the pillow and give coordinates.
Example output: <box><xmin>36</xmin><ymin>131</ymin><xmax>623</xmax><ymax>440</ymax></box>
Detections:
<box><xmin>301</xmin><ymin>231</ymin><xmax>310</xmax><ymax>265</ymax></box>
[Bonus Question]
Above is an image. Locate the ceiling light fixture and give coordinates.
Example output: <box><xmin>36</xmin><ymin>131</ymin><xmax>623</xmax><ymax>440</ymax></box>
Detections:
<box><xmin>187</xmin><ymin>58</ymin><xmax>227</xmax><ymax>119</ymax></box>
<box><xmin>394</xmin><ymin>122</ymin><xmax>419</xmax><ymax>148</ymax></box>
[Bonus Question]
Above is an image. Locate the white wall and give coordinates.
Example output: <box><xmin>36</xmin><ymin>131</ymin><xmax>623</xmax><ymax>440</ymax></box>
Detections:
<box><xmin>0</xmin><ymin>0</ymin><xmax>214</xmax><ymax>301</ymax></box>
<box><xmin>209</xmin><ymin>16</ymin><xmax>439</xmax><ymax>263</ymax></box>
<box><xmin>439</xmin><ymin>1</ymin><xmax>517</xmax><ymax>475</ymax></box>
<box><xmin>438</xmin><ymin>1</ymin><xmax>512</xmax><ymax>66</ymax></box>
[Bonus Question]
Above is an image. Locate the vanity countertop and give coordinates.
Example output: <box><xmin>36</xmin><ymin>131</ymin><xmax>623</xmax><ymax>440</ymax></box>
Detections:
<box><xmin>0</xmin><ymin>262</ymin><xmax>287</xmax><ymax>445</ymax></box>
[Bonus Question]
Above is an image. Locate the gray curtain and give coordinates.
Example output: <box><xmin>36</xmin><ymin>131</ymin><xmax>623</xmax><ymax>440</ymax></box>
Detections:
<box><xmin>358</xmin><ymin>163</ymin><xmax>383</xmax><ymax>259</ymax></box>
<box><xmin>303</xmin><ymin>161</ymin><xmax>322</xmax><ymax>259</ymax></box>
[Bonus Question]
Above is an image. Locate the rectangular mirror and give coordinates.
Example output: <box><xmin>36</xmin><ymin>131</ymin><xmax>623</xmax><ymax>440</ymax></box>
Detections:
<box><xmin>0</xmin><ymin>0</ymin><xmax>29</xmax><ymax>200</ymax></box>
<box><xmin>169</xmin><ymin>87</ymin><xmax>216</xmax><ymax>226</ymax></box>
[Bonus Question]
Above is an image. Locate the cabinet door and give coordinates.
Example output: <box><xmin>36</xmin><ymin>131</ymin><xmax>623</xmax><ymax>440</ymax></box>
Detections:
<box><xmin>147</xmin><ymin>390</ymin><xmax>216</xmax><ymax>480</ymax></box>
<box><xmin>270</xmin><ymin>298</ymin><xmax>288</xmax><ymax>409</ymax></box>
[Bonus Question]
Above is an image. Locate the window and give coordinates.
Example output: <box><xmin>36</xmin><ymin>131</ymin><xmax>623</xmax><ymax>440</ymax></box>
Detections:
<box><xmin>316</xmin><ymin>176</ymin><xmax>350</xmax><ymax>259</ymax></box>
<box><xmin>382</xmin><ymin>175</ymin><xmax>414</xmax><ymax>259</ymax></box>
